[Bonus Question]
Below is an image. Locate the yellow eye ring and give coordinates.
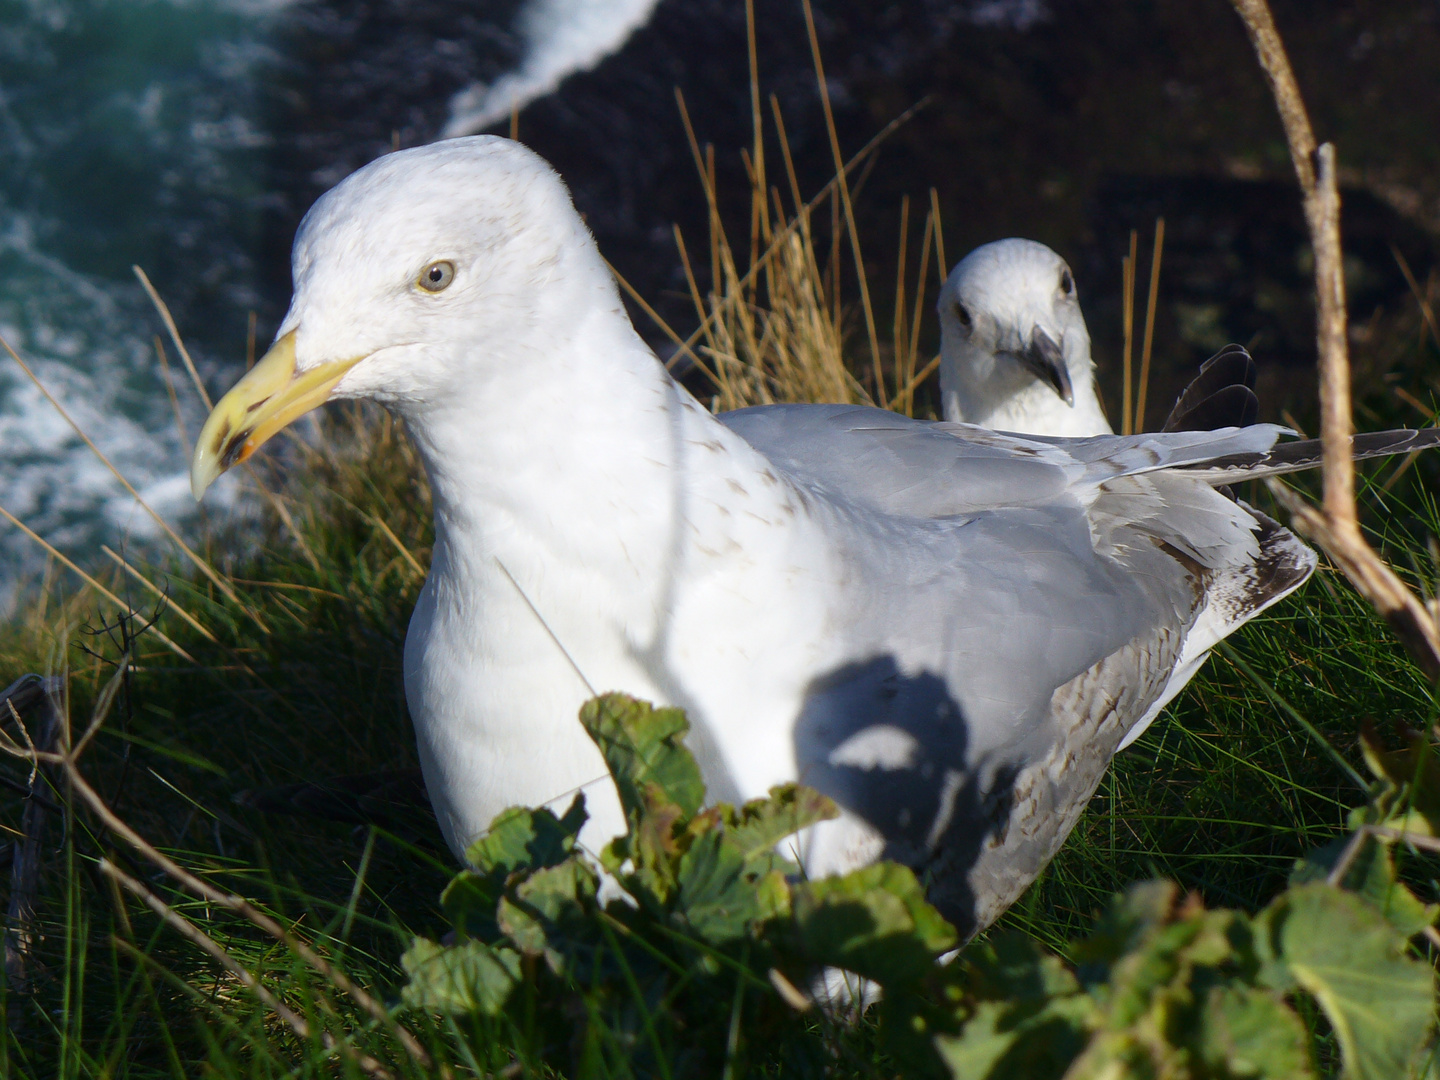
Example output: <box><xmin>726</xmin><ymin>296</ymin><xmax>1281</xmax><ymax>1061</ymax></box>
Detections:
<box><xmin>418</xmin><ymin>260</ymin><xmax>456</xmax><ymax>292</ymax></box>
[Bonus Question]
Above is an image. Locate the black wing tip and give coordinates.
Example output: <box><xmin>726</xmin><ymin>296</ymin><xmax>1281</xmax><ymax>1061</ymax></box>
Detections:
<box><xmin>1162</xmin><ymin>385</ymin><xmax>1260</xmax><ymax>433</ymax></box>
<box><xmin>1162</xmin><ymin>346</ymin><xmax>1259</xmax><ymax>432</ymax></box>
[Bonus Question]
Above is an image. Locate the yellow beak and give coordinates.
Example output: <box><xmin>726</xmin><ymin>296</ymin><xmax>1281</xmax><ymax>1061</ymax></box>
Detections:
<box><xmin>190</xmin><ymin>331</ymin><xmax>364</xmax><ymax>500</ymax></box>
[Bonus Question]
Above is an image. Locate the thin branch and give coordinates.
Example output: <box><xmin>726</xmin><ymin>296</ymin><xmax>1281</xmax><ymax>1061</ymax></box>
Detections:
<box><xmin>1269</xmin><ymin>481</ymin><xmax>1440</xmax><ymax>679</ymax></box>
<box><xmin>101</xmin><ymin>547</ymin><xmax>218</xmax><ymax>644</ymax></box>
<box><xmin>0</xmin><ymin>504</ymin><xmax>195</xmax><ymax>663</ymax></box>
<box><xmin>1230</xmin><ymin>0</ymin><xmax>1440</xmax><ymax>678</ymax></box>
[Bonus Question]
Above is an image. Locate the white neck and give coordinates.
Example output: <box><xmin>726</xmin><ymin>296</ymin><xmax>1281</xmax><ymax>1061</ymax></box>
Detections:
<box><xmin>941</xmin><ymin>348</ymin><xmax>1112</xmax><ymax>437</ymax></box>
<box><xmin>393</xmin><ymin>289</ymin><xmax>806</xmax><ymax>855</ymax></box>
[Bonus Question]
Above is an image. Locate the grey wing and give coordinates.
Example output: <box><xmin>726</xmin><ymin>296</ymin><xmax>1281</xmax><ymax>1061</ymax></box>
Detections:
<box><xmin>720</xmin><ymin>403</ymin><xmax>1314</xmax><ymax>936</ymax></box>
<box><xmin>719</xmin><ymin>403</ymin><xmax>1291</xmax><ymax>517</ymax></box>
<box><xmin>791</xmin><ymin>495</ymin><xmax>1214</xmax><ymax>937</ymax></box>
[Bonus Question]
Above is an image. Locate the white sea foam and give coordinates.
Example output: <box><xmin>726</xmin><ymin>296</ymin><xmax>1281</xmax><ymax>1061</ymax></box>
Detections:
<box><xmin>0</xmin><ymin>207</ymin><xmax>249</xmax><ymax>611</ymax></box>
<box><xmin>441</xmin><ymin>0</ymin><xmax>661</xmax><ymax>138</ymax></box>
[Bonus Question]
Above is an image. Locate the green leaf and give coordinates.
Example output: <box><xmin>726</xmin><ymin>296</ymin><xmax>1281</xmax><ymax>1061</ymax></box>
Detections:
<box><xmin>443</xmin><ymin>795</ymin><xmax>588</xmax><ymax>939</ymax></box>
<box><xmin>462</xmin><ymin>795</ymin><xmax>588</xmax><ymax>876</ymax></box>
<box><xmin>496</xmin><ymin>858</ymin><xmax>600</xmax><ymax>974</ymax></box>
<box><xmin>1292</xmin><ymin>834</ymin><xmax>1436</xmax><ymax>939</ymax></box>
<box><xmin>937</xmin><ymin>935</ymin><xmax>1088</xmax><ymax>1080</ymax></box>
<box><xmin>935</xmin><ymin>997</ymin><xmax>1089</xmax><ymax>1080</ymax></box>
<box><xmin>672</xmin><ymin>828</ymin><xmax>761</xmax><ymax>944</ymax></box>
<box><xmin>792</xmin><ymin>862</ymin><xmax>957</xmax><ymax>985</ymax></box>
<box><xmin>1259</xmin><ymin>882</ymin><xmax>1435</xmax><ymax>1080</ymax></box>
<box><xmin>726</xmin><ymin>784</ymin><xmax>838</xmax><ymax>872</ymax></box>
<box><xmin>400</xmin><ymin>938</ymin><xmax>521</xmax><ymax>1015</ymax></box>
<box><xmin>962</xmin><ymin>932</ymin><xmax>1081</xmax><ymax>1007</ymax></box>
<box><xmin>1197</xmin><ymin>985</ymin><xmax>1316</xmax><ymax>1079</ymax></box>
<box><xmin>1073</xmin><ymin>882</ymin><xmax>1242</xmax><ymax>1030</ymax></box>
<box><xmin>580</xmin><ymin>693</ymin><xmax>705</xmax><ymax>820</ymax></box>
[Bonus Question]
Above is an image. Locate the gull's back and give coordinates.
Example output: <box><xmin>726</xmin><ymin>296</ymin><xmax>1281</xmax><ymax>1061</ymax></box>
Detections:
<box><xmin>720</xmin><ymin>404</ymin><xmax>1314</xmax><ymax>932</ymax></box>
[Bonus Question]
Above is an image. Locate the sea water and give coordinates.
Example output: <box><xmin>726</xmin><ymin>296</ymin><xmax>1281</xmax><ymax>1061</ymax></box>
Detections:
<box><xmin>0</xmin><ymin>0</ymin><xmax>659</xmax><ymax>605</ymax></box>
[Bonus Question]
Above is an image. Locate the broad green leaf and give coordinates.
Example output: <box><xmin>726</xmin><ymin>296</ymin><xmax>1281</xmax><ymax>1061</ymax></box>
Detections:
<box><xmin>497</xmin><ymin>858</ymin><xmax>599</xmax><ymax>973</ymax></box>
<box><xmin>672</xmin><ymin>827</ymin><xmax>761</xmax><ymax>944</ymax></box>
<box><xmin>461</xmin><ymin>794</ymin><xmax>588</xmax><ymax>876</ymax></box>
<box><xmin>1358</xmin><ymin>722</ymin><xmax>1440</xmax><ymax>837</ymax></box>
<box><xmin>938</xmin><ymin>935</ymin><xmax>1088</xmax><ymax>1080</ymax></box>
<box><xmin>1073</xmin><ymin>879</ymin><xmax>1189</xmax><ymax>971</ymax></box>
<box><xmin>727</xmin><ymin>783</ymin><xmax>838</xmax><ymax>871</ymax></box>
<box><xmin>1291</xmin><ymin>834</ymin><xmax>1435</xmax><ymax>939</ymax></box>
<box><xmin>964</xmin><ymin>932</ymin><xmax>1081</xmax><ymax>1003</ymax></box>
<box><xmin>630</xmin><ymin>781</ymin><xmax>686</xmax><ymax>900</ymax></box>
<box><xmin>792</xmin><ymin>862</ymin><xmax>957</xmax><ymax>984</ymax></box>
<box><xmin>1073</xmin><ymin>881</ymin><xmax>1241</xmax><ymax>1030</ymax></box>
<box><xmin>934</xmin><ymin>997</ymin><xmax>1089</xmax><ymax>1080</ymax></box>
<box><xmin>1259</xmin><ymin>882</ymin><xmax>1435</xmax><ymax>1080</ymax></box>
<box><xmin>1197</xmin><ymin>985</ymin><xmax>1316</xmax><ymax>1079</ymax></box>
<box><xmin>400</xmin><ymin>938</ymin><xmax>521</xmax><ymax>1015</ymax></box>
<box><xmin>580</xmin><ymin>693</ymin><xmax>705</xmax><ymax>820</ymax></box>
<box><xmin>443</xmin><ymin>795</ymin><xmax>588</xmax><ymax>938</ymax></box>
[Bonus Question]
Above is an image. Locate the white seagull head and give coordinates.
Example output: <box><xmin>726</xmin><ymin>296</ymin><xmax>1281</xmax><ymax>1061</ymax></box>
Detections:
<box><xmin>937</xmin><ymin>238</ymin><xmax>1109</xmax><ymax>436</ymax></box>
<box><xmin>190</xmin><ymin>135</ymin><xmax>613</xmax><ymax>498</ymax></box>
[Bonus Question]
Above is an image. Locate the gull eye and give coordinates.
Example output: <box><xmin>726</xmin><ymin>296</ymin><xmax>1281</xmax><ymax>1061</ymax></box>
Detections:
<box><xmin>418</xmin><ymin>260</ymin><xmax>455</xmax><ymax>293</ymax></box>
<box><xmin>954</xmin><ymin>302</ymin><xmax>972</xmax><ymax>328</ymax></box>
<box><xmin>1059</xmin><ymin>268</ymin><xmax>1074</xmax><ymax>296</ymax></box>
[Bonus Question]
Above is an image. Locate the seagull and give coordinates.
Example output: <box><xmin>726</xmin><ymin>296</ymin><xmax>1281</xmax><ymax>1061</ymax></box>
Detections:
<box><xmin>938</xmin><ymin>239</ymin><xmax>1110</xmax><ymax>435</ymax></box>
<box><xmin>939</xmin><ymin>239</ymin><xmax>1265</xmax><ymax>441</ymax></box>
<box><xmin>189</xmin><ymin>137</ymin><xmax>1439</xmax><ymax>936</ymax></box>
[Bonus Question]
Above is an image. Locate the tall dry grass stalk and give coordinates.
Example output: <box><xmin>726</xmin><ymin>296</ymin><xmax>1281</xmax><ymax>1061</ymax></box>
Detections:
<box><xmin>658</xmin><ymin>0</ymin><xmax>944</xmax><ymax>416</ymax></box>
<box><xmin>672</xmin><ymin>100</ymin><xmax>944</xmax><ymax>415</ymax></box>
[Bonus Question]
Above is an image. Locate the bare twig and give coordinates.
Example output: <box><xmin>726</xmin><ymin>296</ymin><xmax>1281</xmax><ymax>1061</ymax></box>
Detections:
<box><xmin>1268</xmin><ymin>482</ymin><xmax>1440</xmax><ymax>678</ymax></box>
<box><xmin>101</xmin><ymin>546</ymin><xmax>218</xmax><ymax>644</ymax></box>
<box><xmin>767</xmin><ymin>967</ymin><xmax>813</xmax><ymax>1012</ymax></box>
<box><xmin>1325</xmin><ymin>822</ymin><xmax>1440</xmax><ymax>892</ymax></box>
<box><xmin>0</xmin><ymin>504</ymin><xmax>195</xmax><ymax>663</ymax></box>
<box><xmin>100</xmin><ymin>858</ymin><xmax>310</xmax><ymax>1034</ymax></box>
<box><xmin>1230</xmin><ymin>0</ymin><xmax>1440</xmax><ymax>678</ymax></box>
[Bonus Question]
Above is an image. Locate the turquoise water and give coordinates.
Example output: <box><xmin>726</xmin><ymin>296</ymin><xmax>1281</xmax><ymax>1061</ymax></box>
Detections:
<box><xmin>0</xmin><ymin>0</ymin><xmax>671</xmax><ymax>600</ymax></box>
<box><xmin>0</xmin><ymin>0</ymin><xmax>276</xmax><ymax>589</ymax></box>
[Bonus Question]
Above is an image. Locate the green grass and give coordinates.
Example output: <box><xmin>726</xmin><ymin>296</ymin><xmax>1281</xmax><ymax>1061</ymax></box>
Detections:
<box><xmin>2</xmin><ymin>383</ymin><xmax>1438</xmax><ymax>1076</ymax></box>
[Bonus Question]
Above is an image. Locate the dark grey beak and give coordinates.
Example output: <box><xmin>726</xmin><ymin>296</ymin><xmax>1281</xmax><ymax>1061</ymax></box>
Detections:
<box><xmin>1017</xmin><ymin>328</ymin><xmax>1074</xmax><ymax>407</ymax></box>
